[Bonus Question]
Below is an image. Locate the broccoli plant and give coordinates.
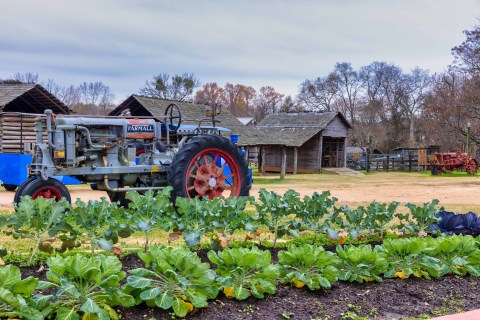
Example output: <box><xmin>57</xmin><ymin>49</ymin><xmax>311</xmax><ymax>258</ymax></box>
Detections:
<box><xmin>334</xmin><ymin>205</ymin><xmax>366</xmax><ymax>239</ymax></box>
<box><xmin>363</xmin><ymin>201</ymin><xmax>399</xmax><ymax>238</ymax></box>
<box><xmin>0</xmin><ymin>265</ymin><xmax>43</xmax><ymax>320</ymax></box>
<box><xmin>38</xmin><ymin>254</ymin><xmax>134</xmax><ymax>320</ymax></box>
<box><xmin>69</xmin><ymin>197</ymin><xmax>131</xmax><ymax>255</ymax></box>
<box><xmin>208</xmin><ymin>246</ymin><xmax>280</xmax><ymax>300</ymax></box>
<box><xmin>278</xmin><ymin>244</ymin><xmax>339</xmax><ymax>290</ymax></box>
<box><xmin>4</xmin><ymin>196</ymin><xmax>79</xmax><ymax>265</ymax></box>
<box><xmin>253</xmin><ymin>189</ymin><xmax>301</xmax><ymax>248</ymax></box>
<box><xmin>125</xmin><ymin>246</ymin><xmax>218</xmax><ymax>317</ymax></box>
<box><xmin>398</xmin><ymin>199</ymin><xmax>443</xmax><ymax>236</ymax></box>
<box><xmin>297</xmin><ymin>191</ymin><xmax>338</xmax><ymax>242</ymax></box>
<box><xmin>125</xmin><ymin>188</ymin><xmax>174</xmax><ymax>252</ymax></box>
<box><xmin>172</xmin><ymin>196</ymin><xmax>227</xmax><ymax>247</ymax></box>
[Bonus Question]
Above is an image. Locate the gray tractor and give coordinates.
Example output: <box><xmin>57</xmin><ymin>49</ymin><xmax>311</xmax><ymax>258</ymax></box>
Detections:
<box><xmin>14</xmin><ymin>104</ymin><xmax>250</xmax><ymax>205</ymax></box>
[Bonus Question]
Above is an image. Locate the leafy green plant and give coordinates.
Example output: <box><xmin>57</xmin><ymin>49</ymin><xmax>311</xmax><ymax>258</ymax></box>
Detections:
<box><xmin>336</xmin><ymin>245</ymin><xmax>388</xmax><ymax>283</ymax></box>
<box><xmin>334</xmin><ymin>205</ymin><xmax>366</xmax><ymax>239</ymax></box>
<box><xmin>210</xmin><ymin>196</ymin><xmax>256</xmax><ymax>248</ymax></box>
<box><xmin>253</xmin><ymin>189</ymin><xmax>300</xmax><ymax>248</ymax></box>
<box><xmin>208</xmin><ymin>246</ymin><xmax>280</xmax><ymax>300</ymax></box>
<box><xmin>69</xmin><ymin>197</ymin><xmax>130</xmax><ymax>255</ymax></box>
<box><xmin>0</xmin><ymin>265</ymin><xmax>43</xmax><ymax>320</ymax></box>
<box><xmin>398</xmin><ymin>199</ymin><xmax>443</xmax><ymax>236</ymax></box>
<box><xmin>126</xmin><ymin>188</ymin><xmax>174</xmax><ymax>252</ymax></box>
<box><xmin>3</xmin><ymin>196</ymin><xmax>79</xmax><ymax>265</ymax></box>
<box><xmin>125</xmin><ymin>246</ymin><xmax>218</xmax><ymax>317</ymax></box>
<box><xmin>297</xmin><ymin>191</ymin><xmax>338</xmax><ymax>242</ymax></box>
<box><xmin>378</xmin><ymin>237</ymin><xmax>439</xmax><ymax>279</ymax></box>
<box><xmin>278</xmin><ymin>244</ymin><xmax>339</xmax><ymax>290</ymax></box>
<box><xmin>38</xmin><ymin>254</ymin><xmax>134</xmax><ymax>320</ymax></box>
<box><xmin>426</xmin><ymin>235</ymin><xmax>480</xmax><ymax>277</ymax></box>
<box><xmin>363</xmin><ymin>201</ymin><xmax>399</xmax><ymax>238</ymax></box>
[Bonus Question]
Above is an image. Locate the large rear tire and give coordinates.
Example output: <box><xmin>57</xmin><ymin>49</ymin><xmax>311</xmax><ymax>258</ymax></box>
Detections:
<box><xmin>107</xmin><ymin>189</ymin><xmax>129</xmax><ymax>207</ymax></box>
<box><xmin>14</xmin><ymin>177</ymin><xmax>71</xmax><ymax>205</ymax></box>
<box><xmin>168</xmin><ymin>135</ymin><xmax>250</xmax><ymax>199</ymax></box>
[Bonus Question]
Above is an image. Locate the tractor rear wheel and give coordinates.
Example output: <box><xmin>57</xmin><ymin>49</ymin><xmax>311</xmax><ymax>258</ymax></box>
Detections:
<box><xmin>169</xmin><ymin>135</ymin><xmax>250</xmax><ymax>199</ymax></box>
<box><xmin>430</xmin><ymin>166</ymin><xmax>442</xmax><ymax>175</ymax></box>
<box><xmin>465</xmin><ymin>159</ymin><xmax>478</xmax><ymax>175</ymax></box>
<box><xmin>107</xmin><ymin>182</ymin><xmax>129</xmax><ymax>208</ymax></box>
<box><xmin>14</xmin><ymin>177</ymin><xmax>71</xmax><ymax>205</ymax></box>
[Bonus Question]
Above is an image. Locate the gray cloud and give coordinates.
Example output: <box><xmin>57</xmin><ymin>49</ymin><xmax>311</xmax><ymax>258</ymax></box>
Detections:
<box><xmin>1</xmin><ymin>0</ymin><xmax>479</xmax><ymax>101</ymax></box>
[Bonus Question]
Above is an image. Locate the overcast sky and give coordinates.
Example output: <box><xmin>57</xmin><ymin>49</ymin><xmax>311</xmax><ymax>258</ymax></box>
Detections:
<box><xmin>1</xmin><ymin>0</ymin><xmax>479</xmax><ymax>103</ymax></box>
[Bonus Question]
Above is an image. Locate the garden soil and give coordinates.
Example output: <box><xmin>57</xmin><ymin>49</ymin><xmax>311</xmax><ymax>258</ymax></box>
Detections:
<box><xmin>5</xmin><ymin>172</ymin><xmax>480</xmax><ymax>319</ymax></box>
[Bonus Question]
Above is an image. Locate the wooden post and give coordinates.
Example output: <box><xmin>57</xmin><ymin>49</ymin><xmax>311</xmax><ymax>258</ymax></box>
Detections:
<box><xmin>317</xmin><ymin>134</ymin><xmax>323</xmax><ymax>173</ymax></box>
<box><xmin>343</xmin><ymin>137</ymin><xmax>347</xmax><ymax>168</ymax></box>
<box><xmin>280</xmin><ymin>146</ymin><xmax>287</xmax><ymax>180</ymax></box>
<box><xmin>260</xmin><ymin>146</ymin><xmax>266</xmax><ymax>175</ymax></box>
<box><xmin>293</xmin><ymin>147</ymin><xmax>298</xmax><ymax>175</ymax></box>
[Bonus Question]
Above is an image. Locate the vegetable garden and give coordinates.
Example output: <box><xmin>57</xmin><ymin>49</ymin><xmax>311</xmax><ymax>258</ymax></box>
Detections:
<box><xmin>1</xmin><ymin>184</ymin><xmax>480</xmax><ymax>319</ymax></box>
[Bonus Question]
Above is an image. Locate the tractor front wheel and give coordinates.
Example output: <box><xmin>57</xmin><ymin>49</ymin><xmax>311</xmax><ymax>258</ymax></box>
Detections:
<box><xmin>14</xmin><ymin>177</ymin><xmax>71</xmax><ymax>205</ymax></box>
<box><xmin>2</xmin><ymin>184</ymin><xmax>17</xmax><ymax>192</ymax></box>
<box><xmin>169</xmin><ymin>135</ymin><xmax>250</xmax><ymax>199</ymax></box>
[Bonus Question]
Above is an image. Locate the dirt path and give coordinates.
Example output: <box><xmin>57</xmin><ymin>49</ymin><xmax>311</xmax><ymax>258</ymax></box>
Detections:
<box><xmin>1</xmin><ymin>172</ymin><xmax>480</xmax><ymax>212</ymax></box>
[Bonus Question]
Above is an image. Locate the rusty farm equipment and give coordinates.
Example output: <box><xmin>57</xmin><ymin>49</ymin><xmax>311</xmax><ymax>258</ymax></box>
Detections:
<box><xmin>428</xmin><ymin>151</ymin><xmax>478</xmax><ymax>175</ymax></box>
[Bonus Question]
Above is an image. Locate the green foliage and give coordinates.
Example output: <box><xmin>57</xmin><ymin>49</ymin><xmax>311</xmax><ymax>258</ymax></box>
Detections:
<box><xmin>4</xmin><ymin>196</ymin><xmax>79</xmax><ymax>265</ymax></box>
<box><xmin>39</xmin><ymin>254</ymin><xmax>134</xmax><ymax>320</ymax></box>
<box><xmin>125</xmin><ymin>246</ymin><xmax>218</xmax><ymax>317</ymax></box>
<box><xmin>426</xmin><ymin>235</ymin><xmax>480</xmax><ymax>277</ymax></box>
<box><xmin>208</xmin><ymin>246</ymin><xmax>280</xmax><ymax>300</ymax></box>
<box><xmin>334</xmin><ymin>205</ymin><xmax>366</xmax><ymax>239</ymax></box>
<box><xmin>69</xmin><ymin>197</ymin><xmax>128</xmax><ymax>255</ymax></box>
<box><xmin>173</xmin><ymin>196</ymin><xmax>223</xmax><ymax>247</ymax></box>
<box><xmin>398</xmin><ymin>199</ymin><xmax>443</xmax><ymax>236</ymax></box>
<box><xmin>278</xmin><ymin>244</ymin><xmax>339</xmax><ymax>290</ymax></box>
<box><xmin>362</xmin><ymin>201</ymin><xmax>399</xmax><ymax>238</ymax></box>
<box><xmin>253</xmin><ymin>189</ymin><xmax>300</xmax><ymax>247</ymax></box>
<box><xmin>336</xmin><ymin>245</ymin><xmax>388</xmax><ymax>283</ymax></box>
<box><xmin>378</xmin><ymin>237</ymin><xmax>438</xmax><ymax>279</ymax></box>
<box><xmin>126</xmin><ymin>188</ymin><xmax>174</xmax><ymax>252</ymax></box>
<box><xmin>297</xmin><ymin>191</ymin><xmax>338</xmax><ymax>241</ymax></box>
<box><xmin>0</xmin><ymin>265</ymin><xmax>43</xmax><ymax>320</ymax></box>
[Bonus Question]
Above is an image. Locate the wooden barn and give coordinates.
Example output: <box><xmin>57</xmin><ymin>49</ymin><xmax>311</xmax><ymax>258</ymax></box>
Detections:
<box><xmin>109</xmin><ymin>95</ymin><xmax>252</xmax><ymax>141</ymax></box>
<box><xmin>244</xmin><ymin>112</ymin><xmax>351</xmax><ymax>174</ymax></box>
<box><xmin>0</xmin><ymin>83</ymin><xmax>72</xmax><ymax>154</ymax></box>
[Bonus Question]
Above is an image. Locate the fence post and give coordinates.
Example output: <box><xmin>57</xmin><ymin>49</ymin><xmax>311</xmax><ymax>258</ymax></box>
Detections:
<box><xmin>386</xmin><ymin>156</ymin><xmax>390</xmax><ymax>172</ymax></box>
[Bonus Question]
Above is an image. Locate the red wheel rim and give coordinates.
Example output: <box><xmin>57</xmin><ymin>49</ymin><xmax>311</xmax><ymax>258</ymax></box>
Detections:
<box><xmin>32</xmin><ymin>186</ymin><xmax>63</xmax><ymax>200</ymax></box>
<box><xmin>185</xmin><ymin>148</ymin><xmax>242</xmax><ymax>199</ymax></box>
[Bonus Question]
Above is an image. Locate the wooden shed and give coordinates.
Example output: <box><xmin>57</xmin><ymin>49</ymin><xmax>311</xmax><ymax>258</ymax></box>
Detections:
<box><xmin>0</xmin><ymin>83</ymin><xmax>72</xmax><ymax>154</ymax></box>
<box><xmin>109</xmin><ymin>95</ymin><xmax>252</xmax><ymax>142</ymax></box>
<box><xmin>244</xmin><ymin>112</ymin><xmax>351</xmax><ymax>174</ymax></box>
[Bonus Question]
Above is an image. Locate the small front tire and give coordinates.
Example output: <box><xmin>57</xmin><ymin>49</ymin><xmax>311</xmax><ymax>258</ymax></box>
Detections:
<box><xmin>14</xmin><ymin>177</ymin><xmax>71</xmax><ymax>205</ymax></box>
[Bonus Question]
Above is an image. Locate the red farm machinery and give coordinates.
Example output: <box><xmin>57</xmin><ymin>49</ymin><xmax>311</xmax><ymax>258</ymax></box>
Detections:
<box><xmin>428</xmin><ymin>151</ymin><xmax>478</xmax><ymax>175</ymax></box>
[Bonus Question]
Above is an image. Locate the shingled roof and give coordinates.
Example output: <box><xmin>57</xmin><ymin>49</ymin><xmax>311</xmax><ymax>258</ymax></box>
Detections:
<box><xmin>0</xmin><ymin>83</ymin><xmax>71</xmax><ymax>114</ymax></box>
<box><xmin>109</xmin><ymin>95</ymin><xmax>252</xmax><ymax>145</ymax></box>
<box><xmin>243</xmin><ymin>112</ymin><xmax>351</xmax><ymax>147</ymax></box>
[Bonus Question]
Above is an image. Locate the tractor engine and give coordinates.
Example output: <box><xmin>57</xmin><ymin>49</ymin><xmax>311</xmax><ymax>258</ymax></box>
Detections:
<box><xmin>30</xmin><ymin>110</ymin><xmax>172</xmax><ymax>192</ymax></box>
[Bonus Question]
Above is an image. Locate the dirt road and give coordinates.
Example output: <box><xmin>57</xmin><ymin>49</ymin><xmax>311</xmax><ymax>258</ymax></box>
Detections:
<box><xmin>1</xmin><ymin>172</ymin><xmax>479</xmax><ymax>212</ymax></box>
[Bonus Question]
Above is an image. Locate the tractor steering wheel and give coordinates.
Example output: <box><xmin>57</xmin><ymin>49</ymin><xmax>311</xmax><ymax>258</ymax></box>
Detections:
<box><xmin>165</xmin><ymin>103</ymin><xmax>182</xmax><ymax>133</ymax></box>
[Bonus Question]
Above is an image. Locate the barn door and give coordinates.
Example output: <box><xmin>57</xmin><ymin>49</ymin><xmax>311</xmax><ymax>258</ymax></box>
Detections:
<box><xmin>322</xmin><ymin>137</ymin><xmax>345</xmax><ymax>168</ymax></box>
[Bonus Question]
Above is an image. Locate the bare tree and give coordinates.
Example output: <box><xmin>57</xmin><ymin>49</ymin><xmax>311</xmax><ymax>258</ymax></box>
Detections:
<box><xmin>139</xmin><ymin>73</ymin><xmax>200</xmax><ymax>101</ymax></box>
<box><xmin>297</xmin><ymin>74</ymin><xmax>338</xmax><ymax>111</ymax></box>
<box><xmin>332</xmin><ymin>62</ymin><xmax>365</xmax><ymax>125</ymax></box>
<box><xmin>12</xmin><ymin>72</ymin><xmax>39</xmax><ymax>83</ymax></box>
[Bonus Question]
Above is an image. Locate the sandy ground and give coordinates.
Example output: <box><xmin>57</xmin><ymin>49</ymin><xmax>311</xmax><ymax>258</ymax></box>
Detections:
<box><xmin>1</xmin><ymin>172</ymin><xmax>480</xmax><ymax>212</ymax></box>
